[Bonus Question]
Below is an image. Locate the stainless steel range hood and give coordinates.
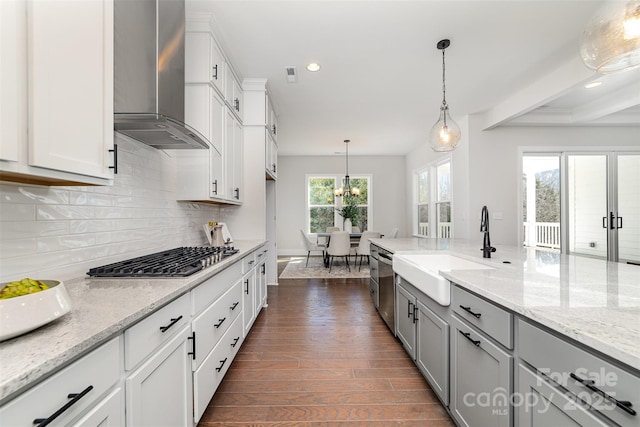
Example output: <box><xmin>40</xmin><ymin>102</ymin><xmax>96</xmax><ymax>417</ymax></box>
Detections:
<box><xmin>114</xmin><ymin>0</ymin><xmax>208</xmax><ymax>149</ymax></box>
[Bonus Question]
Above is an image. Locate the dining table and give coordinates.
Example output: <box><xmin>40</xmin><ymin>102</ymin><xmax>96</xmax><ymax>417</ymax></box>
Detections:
<box><xmin>316</xmin><ymin>231</ymin><xmax>363</xmax><ymax>267</ymax></box>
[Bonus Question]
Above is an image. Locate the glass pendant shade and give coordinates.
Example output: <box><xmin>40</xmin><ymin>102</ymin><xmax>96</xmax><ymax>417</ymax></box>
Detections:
<box><xmin>580</xmin><ymin>0</ymin><xmax>640</xmax><ymax>73</ymax></box>
<box><xmin>429</xmin><ymin>105</ymin><xmax>461</xmax><ymax>152</ymax></box>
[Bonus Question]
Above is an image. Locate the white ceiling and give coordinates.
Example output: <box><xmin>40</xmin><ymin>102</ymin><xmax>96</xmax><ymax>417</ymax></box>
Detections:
<box><xmin>187</xmin><ymin>0</ymin><xmax>640</xmax><ymax>156</ymax></box>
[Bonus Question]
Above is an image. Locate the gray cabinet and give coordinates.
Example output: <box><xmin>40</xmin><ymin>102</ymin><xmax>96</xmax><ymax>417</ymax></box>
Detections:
<box><xmin>518</xmin><ymin>363</ymin><xmax>610</xmax><ymax>427</ymax></box>
<box><xmin>450</xmin><ymin>313</ymin><xmax>512</xmax><ymax>427</ymax></box>
<box><xmin>416</xmin><ymin>299</ymin><xmax>450</xmax><ymax>405</ymax></box>
<box><xmin>395</xmin><ymin>281</ymin><xmax>417</xmax><ymax>360</ymax></box>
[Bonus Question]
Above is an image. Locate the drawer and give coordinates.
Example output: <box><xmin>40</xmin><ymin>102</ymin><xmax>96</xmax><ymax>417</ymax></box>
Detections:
<box><xmin>518</xmin><ymin>319</ymin><xmax>640</xmax><ymax>427</ymax></box>
<box><xmin>192</xmin><ymin>279</ymin><xmax>243</xmax><ymax>369</ymax></box>
<box><xmin>256</xmin><ymin>246</ymin><xmax>267</xmax><ymax>262</ymax></box>
<box><xmin>124</xmin><ymin>293</ymin><xmax>190</xmax><ymax>370</ymax></box>
<box><xmin>0</xmin><ymin>337</ymin><xmax>121</xmax><ymax>426</ymax></box>
<box><xmin>193</xmin><ymin>314</ymin><xmax>244</xmax><ymax>422</ymax></box>
<box><xmin>192</xmin><ymin>261</ymin><xmax>242</xmax><ymax>315</ymax></box>
<box><xmin>242</xmin><ymin>252</ymin><xmax>256</xmax><ymax>274</ymax></box>
<box><xmin>452</xmin><ymin>285</ymin><xmax>513</xmax><ymax>349</ymax></box>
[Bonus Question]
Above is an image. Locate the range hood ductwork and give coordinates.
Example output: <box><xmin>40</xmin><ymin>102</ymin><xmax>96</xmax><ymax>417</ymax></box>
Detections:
<box><xmin>114</xmin><ymin>0</ymin><xmax>209</xmax><ymax>150</ymax></box>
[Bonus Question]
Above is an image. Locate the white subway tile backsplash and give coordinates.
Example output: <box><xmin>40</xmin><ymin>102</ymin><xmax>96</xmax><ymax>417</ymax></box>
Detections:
<box><xmin>0</xmin><ymin>138</ymin><xmax>219</xmax><ymax>282</ymax></box>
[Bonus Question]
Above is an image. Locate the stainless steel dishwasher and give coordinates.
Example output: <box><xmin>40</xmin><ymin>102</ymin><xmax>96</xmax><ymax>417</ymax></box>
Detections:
<box><xmin>375</xmin><ymin>245</ymin><xmax>395</xmax><ymax>334</ymax></box>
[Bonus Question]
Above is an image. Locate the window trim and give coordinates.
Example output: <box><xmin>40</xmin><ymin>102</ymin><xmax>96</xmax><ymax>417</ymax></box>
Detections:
<box><xmin>413</xmin><ymin>155</ymin><xmax>453</xmax><ymax>238</ymax></box>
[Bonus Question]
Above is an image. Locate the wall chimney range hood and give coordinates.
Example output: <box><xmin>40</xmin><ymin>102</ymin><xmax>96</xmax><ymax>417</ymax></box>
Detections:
<box><xmin>113</xmin><ymin>0</ymin><xmax>209</xmax><ymax>149</ymax></box>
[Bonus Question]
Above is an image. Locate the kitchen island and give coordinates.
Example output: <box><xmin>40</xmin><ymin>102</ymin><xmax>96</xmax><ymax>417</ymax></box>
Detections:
<box><xmin>0</xmin><ymin>239</ymin><xmax>266</xmax><ymax>407</ymax></box>
<box><xmin>370</xmin><ymin>237</ymin><xmax>640</xmax><ymax>427</ymax></box>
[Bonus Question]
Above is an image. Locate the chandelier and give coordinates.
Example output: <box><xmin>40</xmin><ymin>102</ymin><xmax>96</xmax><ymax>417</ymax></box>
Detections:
<box><xmin>334</xmin><ymin>140</ymin><xmax>360</xmax><ymax>198</ymax></box>
<box><xmin>580</xmin><ymin>0</ymin><xmax>640</xmax><ymax>73</ymax></box>
<box><xmin>428</xmin><ymin>39</ymin><xmax>461</xmax><ymax>152</ymax></box>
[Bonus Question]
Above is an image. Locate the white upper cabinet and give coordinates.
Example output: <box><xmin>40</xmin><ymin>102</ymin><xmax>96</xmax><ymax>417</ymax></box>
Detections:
<box><xmin>0</xmin><ymin>0</ymin><xmax>23</xmax><ymax>163</ymax></box>
<box><xmin>266</xmin><ymin>93</ymin><xmax>278</xmax><ymax>141</ymax></box>
<box><xmin>225</xmin><ymin>107</ymin><xmax>243</xmax><ymax>203</ymax></box>
<box><xmin>185</xmin><ymin>31</ymin><xmax>225</xmax><ymax>96</ymax></box>
<box><xmin>224</xmin><ymin>64</ymin><xmax>244</xmax><ymax>122</ymax></box>
<box><xmin>0</xmin><ymin>0</ymin><xmax>115</xmax><ymax>186</ymax></box>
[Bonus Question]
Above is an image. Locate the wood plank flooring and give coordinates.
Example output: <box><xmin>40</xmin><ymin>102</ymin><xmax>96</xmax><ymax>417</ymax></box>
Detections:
<box><xmin>197</xmin><ymin>258</ymin><xmax>455</xmax><ymax>426</ymax></box>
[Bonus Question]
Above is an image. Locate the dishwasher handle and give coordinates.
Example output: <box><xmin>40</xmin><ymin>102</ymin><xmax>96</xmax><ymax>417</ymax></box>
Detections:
<box><xmin>378</xmin><ymin>252</ymin><xmax>393</xmax><ymax>265</ymax></box>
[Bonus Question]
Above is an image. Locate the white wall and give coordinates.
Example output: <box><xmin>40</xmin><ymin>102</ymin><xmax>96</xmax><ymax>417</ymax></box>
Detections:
<box><xmin>277</xmin><ymin>155</ymin><xmax>406</xmax><ymax>255</ymax></box>
<box><xmin>0</xmin><ymin>135</ymin><xmax>220</xmax><ymax>282</ymax></box>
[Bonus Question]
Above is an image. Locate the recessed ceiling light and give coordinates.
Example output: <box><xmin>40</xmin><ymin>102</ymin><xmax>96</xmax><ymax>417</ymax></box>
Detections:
<box><xmin>306</xmin><ymin>62</ymin><xmax>321</xmax><ymax>72</ymax></box>
<box><xmin>585</xmin><ymin>80</ymin><xmax>603</xmax><ymax>89</ymax></box>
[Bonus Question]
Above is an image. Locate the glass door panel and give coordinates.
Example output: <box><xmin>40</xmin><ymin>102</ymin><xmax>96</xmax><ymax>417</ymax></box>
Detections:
<box><xmin>567</xmin><ymin>155</ymin><xmax>608</xmax><ymax>259</ymax></box>
<box><xmin>617</xmin><ymin>155</ymin><xmax>640</xmax><ymax>264</ymax></box>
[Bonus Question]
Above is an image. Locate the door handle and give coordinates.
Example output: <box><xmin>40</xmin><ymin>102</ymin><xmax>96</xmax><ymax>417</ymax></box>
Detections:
<box><xmin>609</xmin><ymin>212</ymin><xmax>616</xmax><ymax>230</ymax></box>
<box><xmin>617</xmin><ymin>216</ymin><xmax>623</xmax><ymax>229</ymax></box>
<box><xmin>602</xmin><ymin>216</ymin><xmax>608</xmax><ymax>229</ymax></box>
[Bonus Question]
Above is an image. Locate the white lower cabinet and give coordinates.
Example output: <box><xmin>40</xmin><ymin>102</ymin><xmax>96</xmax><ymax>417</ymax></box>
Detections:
<box><xmin>242</xmin><ymin>268</ymin><xmax>256</xmax><ymax>336</ymax></box>
<box><xmin>125</xmin><ymin>325</ymin><xmax>193</xmax><ymax>427</ymax></box>
<box><xmin>0</xmin><ymin>337</ymin><xmax>122</xmax><ymax>426</ymax></box>
<box><xmin>70</xmin><ymin>387</ymin><xmax>124</xmax><ymax>427</ymax></box>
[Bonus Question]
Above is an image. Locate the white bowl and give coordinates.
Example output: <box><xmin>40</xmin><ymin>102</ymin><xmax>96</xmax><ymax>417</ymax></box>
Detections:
<box><xmin>0</xmin><ymin>280</ymin><xmax>72</xmax><ymax>342</ymax></box>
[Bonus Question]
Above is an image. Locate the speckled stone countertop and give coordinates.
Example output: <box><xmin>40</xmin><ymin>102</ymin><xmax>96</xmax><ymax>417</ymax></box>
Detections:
<box><xmin>370</xmin><ymin>238</ymin><xmax>640</xmax><ymax>373</ymax></box>
<box><xmin>0</xmin><ymin>240</ymin><xmax>265</xmax><ymax>404</ymax></box>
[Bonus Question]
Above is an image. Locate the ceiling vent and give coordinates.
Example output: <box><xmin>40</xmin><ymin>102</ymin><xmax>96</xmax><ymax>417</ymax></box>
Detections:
<box><xmin>285</xmin><ymin>66</ymin><xmax>297</xmax><ymax>83</ymax></box>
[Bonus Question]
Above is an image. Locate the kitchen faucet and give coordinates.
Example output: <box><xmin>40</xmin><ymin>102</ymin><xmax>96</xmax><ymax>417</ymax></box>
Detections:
<box><xmin>480</xmin><ymin>205</ymin><xmax>496</xmax><ymax>258</ymax></box>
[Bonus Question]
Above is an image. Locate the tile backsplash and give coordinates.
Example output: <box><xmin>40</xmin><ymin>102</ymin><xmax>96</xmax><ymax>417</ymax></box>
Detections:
<box><xmin>0</xmin><ymin>136</ymin><xmax>220</xmax><ymax>282</ymax></box>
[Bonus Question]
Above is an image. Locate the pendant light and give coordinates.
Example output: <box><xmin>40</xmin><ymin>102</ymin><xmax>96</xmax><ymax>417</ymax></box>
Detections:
<box><xmin>580</xmin><ymin>0</ymin><xmax>640</xmax><ymax>73</ymax></box>
<box><xmin>429</xmin><ymin>39</ymin><xmax>461</xmax><ymax>152</ymax></box>
<box><xmin>335</xmin><ymin>140</ymin><xmax>360</xmax><ymax>198</ymax></box>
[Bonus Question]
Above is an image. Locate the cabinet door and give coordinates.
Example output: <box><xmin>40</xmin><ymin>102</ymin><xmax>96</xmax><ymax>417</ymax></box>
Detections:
<box><xmin>185</xmin><ymin>31</ymin><xmax>224</xmax><ymax>94</ymax></box>
<box><xmin>70</xmin><ymin>387</ymin><xmax>124</xmax><ymax>427</ymax></box>
<box><xmin>210</xmin><ymin>89</ymin><xmax>225</xmax><ymax>198</ymax></box>
<box><xmin>395</xmin><ymin>283</ymin><xmax>417</xmax><ymax>360</ymax></box>
<box><xmin>28</xmin><ymin>0</ymin><xmax>114</xmax><ymax>179</ymax></box>
<box><xmin>256</xmin><ymin>260</ymin><xmax>266</xmax><ymax>314</ymax></box>
<box><xmin>416</xmin><ymin>299</ymin><xmax>450</xmax><ymax>405</ymax></box>
<box><xmin>225</xmin><ymin>108</ymin><xmax>242</xmax><ymax>202</ymax></box>
<box><xmin>242</xmin><ymin>271</ymin><xmax>256</xmax><ymax>336</ymax></box>
<box><xmin>125</xmin><ymin>325</ymin><xmax>193</xmax><ymax>427</ymax></box>
<box><xmin>0</xmin><ymin>0</ymin><xmax>24</xmax><ymax>162</ymax></box>
<box><xmin>450</xmin><ymin>314</ymin><xmax>512</xmax><ymax>427</ymax></box>
<box><xmin>518</xmin><ymin>363</ymin><xmax>610</xmax><ymax>427</ymax></box>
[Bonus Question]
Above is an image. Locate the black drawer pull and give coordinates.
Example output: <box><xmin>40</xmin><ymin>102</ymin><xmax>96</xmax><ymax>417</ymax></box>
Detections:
<box><xmin>230</xmin><ymin>301</ymin><xmax>239</xmax><ymax>311</ymax></box>
<box><xmin>459</xmin><ymin>331</ymin><xmax>481</xmax><ymax>347</ymax></box>
<box><xmin>413</xmin><ymin>304</ymin><xmax>418</xmax><ymax>324</ymax></box>
<box><xmin>188</xmin><ymin>331</ymin><xmax>196</xmax><ymax>360</ymax></box>
<box><xmin>33</xmin><ymin>385</ymin><xmax>93</xmax><ymax>426</ymax></box>
<box><xmin>159</xmin><ymin>315</ymin><xmax>183</xmax><ymax>333</ymax></box>
<box><xmin>214</xmin><ymin>317</ymin><xmax>226</xmax><ymax>328</ymax></box>
<box><xmin>216</xmin><ymin>357</ymin><xmax>228</xmax><ymax>372</ymax></box>
<box><xmin>108</xmin><ymin>143</ymin><xmax>118</xmax><ymax>174</ymax></box>
<box><xmin>570</xmin><ymin>373</ymin><xmax>636</xmax><ymax>416</ymax></box>
<box><xmin>460</xmin><ymin>305</ymin><xmax>482</xmax><ymax>318</ymax></box>
<box><xmin>212</xmin><ymin>64</ymin><xmax>218</xmax><ymax>80</ymax></box>
<box><xmin>244</xmin><ymin>279</ymin><xmax>249</xmax><ymax>294</ymax></box>
<box><xmin>231</xmin><ymin>337</ymin><xmax>240</xmax><ymax>348</ymax></box>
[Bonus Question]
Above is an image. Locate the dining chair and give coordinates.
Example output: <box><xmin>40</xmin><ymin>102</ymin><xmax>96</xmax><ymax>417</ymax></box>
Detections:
<box><xmin>319</xmin><ymin>226</ymin><xmax>340</xmax><ymax>246</ymax></box>
<box><xmin>300</xmin><ymin>229</ymin><xmax>326</xmax><ymax>267</ymax></box>
<box><xmin>351</xmin><ymin>226</ymin><xmax>361</xmax><ymax>233</ymax></box>
<box><xmin>355</xmin><ymin>231</ymin><xmax>381</xmax><ymax>270</ymax></box>
<box><xmin>326</xmin><ymin>231</ymin><xmax>351</xmax><ymax>272</ymax></box>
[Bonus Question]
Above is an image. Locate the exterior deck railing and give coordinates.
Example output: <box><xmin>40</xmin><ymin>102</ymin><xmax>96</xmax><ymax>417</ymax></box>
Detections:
<box><xmin>523</xmin><ymin>222</ymin><xmax>560</xmax><ymax>249</ymax></box>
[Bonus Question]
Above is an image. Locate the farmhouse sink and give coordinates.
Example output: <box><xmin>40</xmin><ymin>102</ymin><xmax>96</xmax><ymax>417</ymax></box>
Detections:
<box><xmin>393</xmin><ymin>253</ymin><xmax>494</xmax><ymax>306</ymax></box>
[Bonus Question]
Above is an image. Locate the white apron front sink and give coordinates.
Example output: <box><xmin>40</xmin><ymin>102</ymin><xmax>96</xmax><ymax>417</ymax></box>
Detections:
<box><xmin>393</xmin><ymin>253</ymin><xmax>494</xmax><ymax>306</ymax></box>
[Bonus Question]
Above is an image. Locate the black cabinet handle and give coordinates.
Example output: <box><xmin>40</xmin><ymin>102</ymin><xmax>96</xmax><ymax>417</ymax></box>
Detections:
<box><xmin>459</xmin><ymin>330</ymin><xmax>481</xmax><ymax>347</ymax></box>
<box><xmin>609</xmin><ymin>212</ymin><xmax>616</xmax><ymax>230</ymax></box>
<box><xmin>272</xmin><ymin>163</ymin><xmax>276</xmax><ymax>173</ymax></box>
<box><xmin>407</xmin><ymin>300</ymin><xmax>413</xmax><ymax>318</ymax></box>
<box><xmin>159</xmin><ymin>315</ymin><xmax>183</xmax><ymax>333</ymax></box>
<box><xmin>215</xmin><ymin>357</ymin><xmax>228</xmax><ymax>372</ymax></box>
<box><xmin>570</xmin><ymin>373</ymin><xmax>636</xmax><ymax>416</ymax></box>
<box><xmin>261</xmin><ymin>264</ymin><xmax>266</xmax><ymax>274</ymax></box>
<box><xmin>413</xmin><ymin>304</ymin><xmax>418</xmax><ymax>324</ymax></box>
<box><xmin>231</xmin><ymin>337</ymin><xmax>240</xmax><ymax>348</ymax></box>
<box><xmin>460</xmin><ymin>305</ymin><xmax>481</xmax><ymax>319</ymax></box>
<box><xmin>212</xmin><ymin>179</ymin><xmax>218</xmax><ymax>195</ymax></box>
<box><xmin>33</xmin><ymin>385</ymin><xmax>93</xmax><ymax>426</ymax></box>
<box><xmin>234</xmin><ymin>188</ymin><xmax>240</xmax><ymax>199</ymax></box>
<box><xmin>230</xmin><ymin>301</ymin><xmax>239</xmax><ymax>311</ymax></box>
<box><xmin>187</xmin><ymin>331</ymin><xmax>196</xmax><ymax>360</ymax></box>
<box><xmin>214</xmin><ymin>318</ymin><xmax>226</xmax><ymax>328</ymax></box>
<box><xmin>234</xmin><ymin>99</ymin><xmax>240</xmax><ymax>111</ymax></box>
<box><xmin>272</xmin><ymin>124</ymin><xmax>276</xmax><ymax>135</ymax></box>
<box><xmin>602</xmin><ymin>216</ymin><xmax>608</xmax><ymax>229</ymax></box>
<box><xmin>617</xmin><ymin>216</ymin><xmax>623</xmax><ymax>229</ymax></box>
<box><xmin>244</xmin><ymin>279</ymin><xmax>249</xmax><ymax>294</ymax></box>
<box><xmin>108</xmin><ymin>143</ymin><xmax>118</xmax><ymax>174</ymax></box>
<box><xmin>212</xmin><ymin>64</ymin><xmax>218</xmax><ymax>80</ymax></box>
<box><xmin>248</xmin><ymin>260</ymin><xmax>255</xmax><ymax>265</ymax></box>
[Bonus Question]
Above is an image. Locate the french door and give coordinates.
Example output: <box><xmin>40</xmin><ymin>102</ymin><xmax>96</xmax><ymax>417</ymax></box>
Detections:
<box><xmin>566</xmin><ymin>153</ymin><xmax>639</xmax><ymax>264</ymax></box>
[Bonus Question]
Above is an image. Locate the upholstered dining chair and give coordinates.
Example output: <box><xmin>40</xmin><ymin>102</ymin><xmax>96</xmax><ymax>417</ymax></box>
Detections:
<box><xmin>326</xmin><ymin>231</ymin><xmax>351</xmax><ymax>272</ymax></box>
<box><xmin>355</xmin><ymin>231</ymin><xmax>381</xmax><ymax>270</ymax></box>
<box><xmin>319</xmin><ymin>226</ymin><xmax>340</xmax><ymax>246</ymax></box>
<box><xmin>300</xmin><ymin>229</ymin><xmax>326</xmax><ymax>267</ymax></box>
<box><xmin>351</xmin><ymin>226</ymin><xmax>361</xmax><ymax>233</ymax></box>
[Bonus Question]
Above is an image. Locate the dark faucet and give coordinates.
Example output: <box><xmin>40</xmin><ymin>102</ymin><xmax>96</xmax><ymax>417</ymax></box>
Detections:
<box><xmin>480</xmin><ymin>205</ymin><xmax>496</xmax><ymax>258</ymax></box>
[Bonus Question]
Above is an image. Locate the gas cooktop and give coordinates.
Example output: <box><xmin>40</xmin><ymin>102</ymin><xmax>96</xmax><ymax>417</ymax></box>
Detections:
<box><xmin>87</xmin><ymin>246</ymin><xmax>239</xmax><ymax>278</ymax></box>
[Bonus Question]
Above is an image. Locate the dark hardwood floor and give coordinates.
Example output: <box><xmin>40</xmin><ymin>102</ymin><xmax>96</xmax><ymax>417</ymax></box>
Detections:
<box><xmin>197</xmin><ymin>257</ymin><xmax>455</xmax><ymax>426</ymax></box>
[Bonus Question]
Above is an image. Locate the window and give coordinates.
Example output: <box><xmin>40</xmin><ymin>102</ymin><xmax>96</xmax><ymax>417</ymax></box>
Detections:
<box><xmin>414</xmin><ymin>158</ymin><xmax>452</xmax><ymax>238</ymax></box>
<box><xmin>307</xmin><ymin>175</ymin><xmax>372</xmax><ymax>233</ymax></box>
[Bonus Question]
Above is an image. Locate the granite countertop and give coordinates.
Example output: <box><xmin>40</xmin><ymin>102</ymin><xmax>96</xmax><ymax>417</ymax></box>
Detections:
<box><xmin>0</xmin><ymin>240</ymin><xmax>266</xmax><ymax>404</ymax></box>
<box><xmin>371</xmin><ymin>237</ymin><xmax>640</xmax><ymax>373</ymax></box>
